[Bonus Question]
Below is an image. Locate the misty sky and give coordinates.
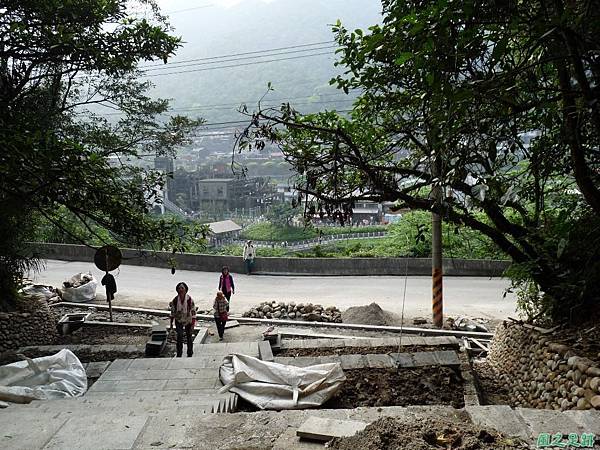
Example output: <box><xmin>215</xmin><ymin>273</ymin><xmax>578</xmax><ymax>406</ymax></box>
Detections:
<box><xmin>141</xmin><ymin>1</ymin><xmax>382</xmax><ymax>123</ymax></box>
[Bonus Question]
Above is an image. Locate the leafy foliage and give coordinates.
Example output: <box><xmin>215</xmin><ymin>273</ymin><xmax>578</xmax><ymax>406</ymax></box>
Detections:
<box><xmin>236</xmin><ymin>0</ymin><xmax>600</xmax><ymax>323</ymax></box>
<box><xmin>0</xmin><ymin>0</ymin><xmax>205</xmax><ymax>308</ymax></box>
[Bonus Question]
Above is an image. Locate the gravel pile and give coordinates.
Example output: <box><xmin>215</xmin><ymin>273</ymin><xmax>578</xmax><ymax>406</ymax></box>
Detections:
<box><xmin>342</xmin><ymin>302</ymin><xmax>398</xmax><ymax>326</ymax></box>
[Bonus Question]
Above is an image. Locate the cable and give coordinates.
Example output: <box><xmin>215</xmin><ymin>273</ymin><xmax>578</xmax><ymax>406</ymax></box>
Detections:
<box><xmin>139</xmin><ymin>41</ymin><xmax>335</xmax><ymax>69</ymax></box>
<box><xmin>165</xmin><ymin>4</ymin><xmax>214</xmax><ymax>15</ymax></box>
<box><xmin>142</xmin><ymin>51</ymin><xmax>334</xmax><ymax>77</ymax></box>
<box><xmin>94</xmin><ymin>98</ymin><xmax>355</xmax><ymax>116</ymax></box>
<box><xmin>166</xmin><ymin>91</ymin><xmax>357</xmax><ymax>111</ymax></box>
<box><xmin>141</xmin><ymin>45</ymin><xmax>337</xmax><ymax>73</ymax></box>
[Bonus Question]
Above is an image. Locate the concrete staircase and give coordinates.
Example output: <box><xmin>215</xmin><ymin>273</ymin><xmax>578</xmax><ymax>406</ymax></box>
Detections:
<box><xmin>0</xmin><ymin>355</ymin><xmax>239</xmax><ymax>421</ymax></box>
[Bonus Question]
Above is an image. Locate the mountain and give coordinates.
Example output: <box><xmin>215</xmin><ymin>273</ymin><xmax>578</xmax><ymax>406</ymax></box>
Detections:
<box><xmin>147</xmin><ymin>0</ymin><xmax>383</xmax><ymax>124</ymax></box>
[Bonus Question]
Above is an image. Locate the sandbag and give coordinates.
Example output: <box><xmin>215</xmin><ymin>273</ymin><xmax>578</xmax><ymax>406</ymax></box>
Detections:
<box><xmin>0</xmin><ymin>349</ymin><xmax>87</xmax><ymax>402</ymax></box>
<box><xmin>61</xmin><ymin>272</ymin><xmax>97</xmax><ymax>303</ymax></box>
<box><xmin>219</xmin><ymin>353</ymin><xmax>345</xmax><ymax>410</ymax></box>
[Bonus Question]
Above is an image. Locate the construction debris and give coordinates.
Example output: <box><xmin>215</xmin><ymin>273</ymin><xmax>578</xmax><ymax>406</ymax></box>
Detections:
<box><xmin>452</xmin><ymin>316</ymin><xmax>489</xmax><ymax>333</ymax></box>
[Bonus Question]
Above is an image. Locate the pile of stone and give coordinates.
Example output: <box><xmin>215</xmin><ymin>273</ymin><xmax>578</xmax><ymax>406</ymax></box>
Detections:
<box><xmin>242</xmin><ymin>301</ymin><xmax>343</xmax><ymax>323</ymax></box>
<box><xmin>488</xmin><ymin>322</ymin><xmax>600</xmax><ymax>411</ymax></box>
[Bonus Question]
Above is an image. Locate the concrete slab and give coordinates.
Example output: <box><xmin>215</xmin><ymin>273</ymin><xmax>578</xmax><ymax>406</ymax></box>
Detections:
<box><xmin>431</xmin><ymin>351</ymin><xmax>461</xmax><ymax>367</ymax></box>
<box><xmin>86</xmin><ymin>361</ymin><xmax>111</xmax><ymax>378</ymax></box>
<box><xmin>466</xmin><ymin>405</ymin><xmax>530</xmax><ymax>440</ymax></box>
<box><xmin>88</xmin><ymin>379</ymin><xmax>168</xmax><ymax>392</ymax></box>
<box><xmin>224</xmin><ymin>320</ymin><xmax>240</xmax><ymax>329</ymax></box>
<box><xmin>133</xmin><ymin>413</ymin><xmax>200</xmax><ymax>449</ymax></box>
<box><xmin>563</xmin><ymin>410</ymin><xmax>600</xmax><ymax>436</ymax></box>
<box><xmin>44</xmin><ymin>415</ymin><xmax>147</xmax><ymax>449</ymax></box>
<box><xmin>0</xmin><ymin>416</ymin><xmax>67</xmax><ymax>450</ymax></box>
<box><xmin>163</xmin><ymin>378</ymin><xmax>220</xmax><ymax>390</ymax></box>
<box><xmin>296</xmin><ymin>416</ymin><xmax>368</xmax><ymax>441</ymax></box>
<box><xmin>258</xmin><ymin>340</ymin><xmax>274</xmax><ymax>362</ymax></box>
<box><xmin>167</xmin><ymin>357</ymin><xmax>224</xmax><ymax>369</ymax></box>
<box><xmin>369</xmin><ymin>337</ymin><xmax>399</xmax><ymax>347</ymax></box>
<box><xmin>302</xmin><ymin>339</ymin><xmax>328</xmax><ymax>349</ymax></box>
<box><xmin>99</xmin><ymin>368</ymin><xmax>217</xmax><ymax>381</ymax></box>
<box><xmin>195</xmin><ymin>343</ymin><xmax>231</xmax><ymax>355</ymax></box>
<box><xmin>411</xmin><ymin>352</ymin><xmax>437</xmax><ymax>367</ymax></box>
<box><xmin>127</xmin><ymin>359</ymin><xmax>171</xmax><ymax>370</ymax></box>
<box><xmin>107</xmin><ymin>359</ymin><xmax>133</xmax><ymax>371</ymax></box>
<box><xmin>391</xmin><ymin>353</ymin><xmax>414</xmax><ymax>368</ymax></box>
<box><xmin>516</xmin><ymin>408</ymin><xmax>584</xmax><ymax>437</ymax></box>
<box><xmin>340</xmin><ymin>354</ymin><xmax>367</xmax><ymax>370</ymax></box>
<box><xmin>366</xmin><ymin>354</ymin><xmax>395</xmax><ymax>369</ymax></box>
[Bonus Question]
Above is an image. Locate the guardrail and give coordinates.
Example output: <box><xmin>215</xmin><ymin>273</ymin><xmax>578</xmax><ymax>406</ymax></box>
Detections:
<box><xmin>213</xmin><ymin>231</ymin><xmax>388</xmax><ymax>249</ymax></box>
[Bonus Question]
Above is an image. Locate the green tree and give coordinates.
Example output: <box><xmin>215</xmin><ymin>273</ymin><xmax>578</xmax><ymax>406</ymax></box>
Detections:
<box><xmin>238</xmin><ymin>0</ymin><xmax>600</xmax><ymax>323</ymax></box>
<box><xmin>267</xmin><ymin>203</ymin><xmax>298</xmax><ymax>227</ymax></box>
<box><xmin>0</xmin><ymin>0</ymin><xmax>205</xmax><ymax>309</ymax></box>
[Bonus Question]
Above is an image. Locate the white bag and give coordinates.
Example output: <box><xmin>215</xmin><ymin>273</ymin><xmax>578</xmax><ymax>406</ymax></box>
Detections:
<box><xmin>0</xmin><ymin>349</ymin><xmax>87</xmax><ymax>402</ymax></box>
<box><xmin>61</xmin><ymin>272</ymin><xmax>97</xmax><ymax>303</ymax></box>
<box><xmin>219</xmin><ymin>354</ymin><xmax>346</xmax><ymax>410</ymax></box>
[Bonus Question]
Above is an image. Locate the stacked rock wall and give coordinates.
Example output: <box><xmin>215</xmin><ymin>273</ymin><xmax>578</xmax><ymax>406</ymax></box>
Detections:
<box><xmin>0</xmin><ymin>299</ymin><xmax>58</xmax><ymax>353</ymax></box>
<box><xmin>488</xmin><ymin>322</ymin><xmax>600</xmax><ymax>410</ymax></box>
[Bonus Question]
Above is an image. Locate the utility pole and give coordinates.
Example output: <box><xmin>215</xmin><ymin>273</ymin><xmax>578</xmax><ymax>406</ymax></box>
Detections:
<box><xmin>431</xmin><ymin>153</ymin><xmax>443</xmax><ymax>328</ymax></box>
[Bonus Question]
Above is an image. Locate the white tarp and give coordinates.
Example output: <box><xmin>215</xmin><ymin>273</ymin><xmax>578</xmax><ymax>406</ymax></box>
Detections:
<box><xmin>219</xmin><ymin>353</ymin><xmax>346</xmax><ymax>410</ymax></box>
<box><xmin>61</xmin><ymin>272</ymin><xmax>97</xmax><ymax>303</ymax></box>
<box><xmin>0</xmin><ymin>349</ymin><xmax>87</xmax><ymax>402</ymax></box>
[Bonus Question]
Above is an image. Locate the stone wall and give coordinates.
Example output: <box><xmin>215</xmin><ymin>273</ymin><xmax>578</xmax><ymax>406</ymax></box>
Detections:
<box><xmin>0</xmin><ymin>299</ymin><xmax>58</xmax><ymax>353</ymax></box>
<box><xmin>488</xmin><ymin>322</ymin><xmax>600</xmax><ymax>410</ymax></box>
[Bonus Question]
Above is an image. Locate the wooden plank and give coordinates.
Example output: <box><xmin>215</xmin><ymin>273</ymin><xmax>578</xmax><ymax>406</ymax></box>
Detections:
<box><xmin>296</xmin><ymin>417</ymin><xmax>368</xmax><ymax>442</ymax></box>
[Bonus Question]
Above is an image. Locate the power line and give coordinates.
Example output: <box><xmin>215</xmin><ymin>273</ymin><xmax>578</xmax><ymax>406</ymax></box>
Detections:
<box><xmin>140</xmin><ymin>41</ymin><xmax>335</xmax><ymax>69</ymax></box>
<box><xmin>142</xmin><ymin>51</ymin><xmax>334</xmax><ymax>77</ymax></box>
<box><xmin>141</xmin><ymin>45</ymin><xmax>337</xmax><ymax>73</ymax></box>
<box><xmin>165</xmin><ymin>4</ymin><xmax>214</xmax><ymax>15</ymax></box>
<box><xmin>165</xmin><ymin>93</ymin><xmax>357</xmax><ymax>112</ymax></box>
<box><xmin>96</xmin><ymin>96</ymin><xmax>356</xmax><ymax>116</ymax></box>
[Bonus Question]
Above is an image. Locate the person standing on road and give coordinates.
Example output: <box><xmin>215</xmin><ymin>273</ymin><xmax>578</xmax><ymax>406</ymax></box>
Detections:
<box><xmin>218</xmin><ymin>266</ymin><xmax>235</xmax><ymax>311</ymax></box>
<box><xmin>213</xmin><ymin>291</ymin><xmax>229</xmax><ymax>341</ymax></box>
<box><xmin>169</xmin><ymin>282</ymin><xmax>196</xmax><ymax>357</ymax></box>
<box><xmin>242</xmin><ymin>240</ymin><xmax>256</xmax><ymax>274</ymax></box>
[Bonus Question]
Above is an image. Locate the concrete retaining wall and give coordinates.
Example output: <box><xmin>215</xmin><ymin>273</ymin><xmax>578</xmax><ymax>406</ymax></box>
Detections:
<box><xmin>488</xmin><ymin>322</ymin><xmax>600</xmax><ymax>410</ymax></box>
<box><xmin>32</xmin><ymin>242</ymin><xmax>510</xmax><ymax>277</ymax></box>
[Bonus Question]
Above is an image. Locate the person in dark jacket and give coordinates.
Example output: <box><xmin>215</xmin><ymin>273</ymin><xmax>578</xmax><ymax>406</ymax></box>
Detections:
<box><xmin>218</xmin><ymin>266</ymin><xmax>235</xmax><ymax>311</ymax></box>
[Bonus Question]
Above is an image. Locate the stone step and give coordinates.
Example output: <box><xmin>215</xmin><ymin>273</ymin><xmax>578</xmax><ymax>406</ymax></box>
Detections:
<box><xmin>0</xmin><ymin>403</ymin><xmax>216</xmax><ymax>419</ymax></box>
<box><xmin>0</xmin><ymin>392</ymin><xmax>238</xmax><ymax>415</ymax></box>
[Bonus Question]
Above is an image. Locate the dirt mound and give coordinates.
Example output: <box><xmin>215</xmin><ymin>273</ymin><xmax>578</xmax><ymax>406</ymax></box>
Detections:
<box><xmin>324</xmin><ymin>367</ymin><xmax>464</xmax><ymax>409</ymax></box>
<box><xmin>329</xmin><ymin>416</ymin><xmax>525</xmax><ymax>450</ymax></box>
<box><xmin>342</xmin><ymin>302</ymin><xmax>398</xmax><ymax>326</ymax></box>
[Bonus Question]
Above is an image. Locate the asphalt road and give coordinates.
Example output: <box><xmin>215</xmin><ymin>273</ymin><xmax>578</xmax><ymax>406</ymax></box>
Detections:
<box><xmin>32</xmin><ymin>260</ymin><xmax>518</xmax><ymax>321</ymax></box>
